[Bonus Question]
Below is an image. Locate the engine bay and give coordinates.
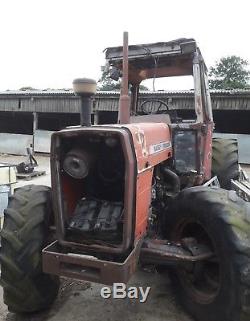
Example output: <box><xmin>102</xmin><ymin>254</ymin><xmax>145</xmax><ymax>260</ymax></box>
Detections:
<box><xmin>59</xmin><ymin>131</ymin><xmax>126</xmax><ymax>245</ymax></box>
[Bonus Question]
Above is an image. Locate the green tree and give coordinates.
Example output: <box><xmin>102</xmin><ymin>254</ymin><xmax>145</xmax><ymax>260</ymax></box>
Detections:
<box><xmin>97</xmin><ymin>69</ymin><xmax>121</xmax><ymax>91</ymax></box>
<box><xmin>209</xmin><ymin>56</ymin><xmax>250</xmax><ymax>89</ymax></box>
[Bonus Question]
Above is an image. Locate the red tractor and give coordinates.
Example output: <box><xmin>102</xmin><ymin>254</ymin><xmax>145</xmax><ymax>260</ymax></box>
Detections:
<box><xmin>1</xmin><ymin>33</ymin><xmax>250</xmax><ymax>321</ymax></box>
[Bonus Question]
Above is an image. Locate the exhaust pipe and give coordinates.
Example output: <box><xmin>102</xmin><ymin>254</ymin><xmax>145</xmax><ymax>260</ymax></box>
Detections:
<box><xmin>118</xmin><ymin>31</ymin><xmax>130</xmax><ymax>124</ymax></box>
<box><xmin>72</xmin><ymin>78</ymin><xmax>97</xmax><ymax>126</ymax></box>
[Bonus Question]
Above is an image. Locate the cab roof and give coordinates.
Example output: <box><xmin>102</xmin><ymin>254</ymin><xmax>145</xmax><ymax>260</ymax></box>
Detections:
<box><xmin>105</xmin><ymin>38</ymin><xmax>205</xmax><ymax>83</ymax></box>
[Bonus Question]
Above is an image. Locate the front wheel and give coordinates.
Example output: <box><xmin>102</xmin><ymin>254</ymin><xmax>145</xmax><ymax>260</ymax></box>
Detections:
<box><xmin>165</xmin><ymin>187</ymin><xmax>250</xmax><ymax>321</ymax></box>
<box><xmin>0</xmin><ymin>185</ymin><xmax>59</xmax><ymax>313</ymax></box>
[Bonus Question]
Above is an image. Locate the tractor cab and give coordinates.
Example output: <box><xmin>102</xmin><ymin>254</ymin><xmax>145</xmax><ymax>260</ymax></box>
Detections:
<box><xmin>104</xmin><ymin>36</ymin><xmax>214</xmax><ymax>183</ymax></box>
<box><xmin>105</xmin><ymin>37</ymin><xmax>213</xmax><ymax>124</ymax></box>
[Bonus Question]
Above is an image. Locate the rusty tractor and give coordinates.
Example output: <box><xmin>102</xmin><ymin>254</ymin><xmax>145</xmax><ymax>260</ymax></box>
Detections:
<box><xmin>1</xmin><ymin>33</ymin><xmax>250</xmax><ymax>321</ymax></box>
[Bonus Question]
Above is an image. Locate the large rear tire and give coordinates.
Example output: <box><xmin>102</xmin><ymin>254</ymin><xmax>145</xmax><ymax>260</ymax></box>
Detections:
<box><xmin>212</xmin><ymin>138</ymin><xmax>239</xmax><ymax>189</ymax></box>
<box><xmin>0</xmin><ymin>185</ymin><xmax>59</xmax><ymax>313</ymax></box>
<box><xmin>165</xmin><ymin>187</ymin><xmax>250</xmax><ymax>321</ymax></box>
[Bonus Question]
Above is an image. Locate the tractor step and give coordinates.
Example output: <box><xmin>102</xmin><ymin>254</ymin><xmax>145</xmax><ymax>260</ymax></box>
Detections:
<box><xmin>140</xmin><ymin>238</ymin><xmax>213</xmax><ymax>266</ymax></box>
<box><xmin>42</xmin><ymin>240</ymin><xmax>141</xmax><ymax>285</ymax></box>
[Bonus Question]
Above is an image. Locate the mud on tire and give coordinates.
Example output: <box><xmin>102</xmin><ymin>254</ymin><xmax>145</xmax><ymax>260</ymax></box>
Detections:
<box><xmin>212</xmin><ymin>138</ymin><xmax>239</xmax><ymax>189</ymax></box>
<box><xmin>166</xmin><ymin>187</ymin><xmax>250</xmax><ymax>321</ymax></box>
<box><xmin>0</xmin><ymin>185</ymin><xmax>59</xmax><ymax>313</ymax></box>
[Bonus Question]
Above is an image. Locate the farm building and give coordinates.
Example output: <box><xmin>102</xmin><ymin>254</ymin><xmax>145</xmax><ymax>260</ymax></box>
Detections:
<box><xmin>0</xmin><ymin>89</ymin><xmax>250</xmax><ymax>161</ymax></box>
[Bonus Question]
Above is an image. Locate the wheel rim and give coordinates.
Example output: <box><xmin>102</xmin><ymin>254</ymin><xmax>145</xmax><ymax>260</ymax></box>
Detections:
<box><xmin>173</xmin><ymin>220</ymin><xmax>221</xmax><ymax>304</ymax></box>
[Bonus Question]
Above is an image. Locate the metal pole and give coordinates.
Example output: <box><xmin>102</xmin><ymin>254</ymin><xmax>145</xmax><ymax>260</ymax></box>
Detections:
<box><xmin>118</xmin><ymin>32</ymin><xmax>130</xmax><ymax>124</ymax></box>
<box><xmin>32</xmin><ymin>112</ymin><xmax>38</xmax><ymax>154</ymax></box>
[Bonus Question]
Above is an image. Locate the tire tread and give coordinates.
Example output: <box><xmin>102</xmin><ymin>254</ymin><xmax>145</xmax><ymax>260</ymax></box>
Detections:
<box><xmin>0</xmin><ymin>185</ymin><xmax>59</xmax><ymax>313</ymax></box>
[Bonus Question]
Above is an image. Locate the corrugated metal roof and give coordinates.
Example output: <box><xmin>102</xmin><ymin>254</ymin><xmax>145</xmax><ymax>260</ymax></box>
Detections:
<box><xmin>0</xmin><ymin>89</ymin><xmax>250</xmax><ymax>96</ymax></box>
<box><xmin>0</xmin><ymin>90</ymin><xmax>75</xmax><ymax>96</ymax></box>
<box><xmin>1</xmin><ymin>89</ymin><xmax>250</xmax><ymax>113</ymax></box>
<box><xmin>210</xmin><ymin>89</ymin><xmax>250</xmax><ymax>95</ymax></box>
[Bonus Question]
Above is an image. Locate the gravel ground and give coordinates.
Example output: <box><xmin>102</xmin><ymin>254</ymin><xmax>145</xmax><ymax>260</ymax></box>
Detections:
<box><xmin>0</xmin><ymin>271</ymin><xmax>193</xmax><ymax>321</ymax></box>
<box><xmin>0</xmin><ymin>154</ymin><xmax>51</xmax><ymax>188</ymax></box>
<box><xmin>0</xmin><ymin>153</ymin><xmax>249</xmax><ymax>321</ymax></box>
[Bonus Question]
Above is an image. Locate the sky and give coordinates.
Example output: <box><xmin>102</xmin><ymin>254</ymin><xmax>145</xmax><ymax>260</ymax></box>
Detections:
<box><xmin>0</xmin><ymin>0</ymin><xmax>249</xmax><ymax>91</ymax></box>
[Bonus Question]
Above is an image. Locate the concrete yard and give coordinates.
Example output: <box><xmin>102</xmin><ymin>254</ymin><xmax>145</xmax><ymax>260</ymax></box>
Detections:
<box><xmin>0</xmin><ymin>154</ymin><xmax>249</xmax><ymax>321</ymax></box>
<box><xmin>0</xmin><ymin>272</ymin><xmax>193</xmax><ymax>321</ymax></box>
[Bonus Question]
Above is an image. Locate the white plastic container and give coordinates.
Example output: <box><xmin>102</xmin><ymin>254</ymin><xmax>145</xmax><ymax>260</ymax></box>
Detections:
<box><xmin>0</xmin><ymin>185</ymin><xmax>10</xmax><ymax>217</ymax></box>
<box><xmin>0</xmin><ymin>164</ymin><xmax>16</xmax><ymax>185</ymax></box>
<box><xmin>0</xmin><ymin>164</ymin><xmax>16</xmax><ymax>228</ymax></box>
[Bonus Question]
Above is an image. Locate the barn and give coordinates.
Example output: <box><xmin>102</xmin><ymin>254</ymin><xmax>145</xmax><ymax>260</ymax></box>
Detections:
<box><xmin>0</xmin><ymin>89</ymin><xmax>249</xmax><ymax>161</ymax></box>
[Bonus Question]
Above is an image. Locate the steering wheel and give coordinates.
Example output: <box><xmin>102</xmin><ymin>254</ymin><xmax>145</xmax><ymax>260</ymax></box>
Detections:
<box><xmin>140</xmin><ymin>99</ymin><xmax>169</xmax><ymax>115</ymax></box>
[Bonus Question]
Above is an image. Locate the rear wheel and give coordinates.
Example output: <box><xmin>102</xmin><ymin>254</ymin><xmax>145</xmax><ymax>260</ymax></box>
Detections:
<box><xmin>0</xmin><ymin>185</ymin><xmax>59</xmax><ymax>313</ymax></box>
<box><xmin>165</xmin><ymin>187</ymin><xmax>250</xmax><ymax>321</ymax></box>
<box><xmin>212</xmin><ymin>138</ymin><xmax>239</xmax><ymax>189</ymax></box>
